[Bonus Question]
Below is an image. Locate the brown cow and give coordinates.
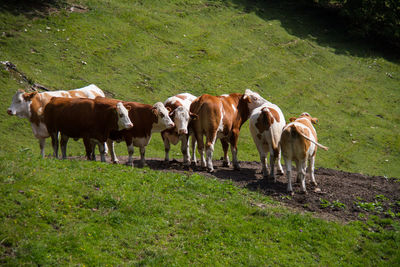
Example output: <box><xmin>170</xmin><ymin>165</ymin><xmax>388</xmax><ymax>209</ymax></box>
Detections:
<box><xmin>43</xmin><ymin>97</ymin><xmax>133</xmax><ymax>162</ymax></box>
<box><xmin>106</xmin><ymin>99</ymin><xmax>175</xmax><ymax>167</ymax></box>
<box><xmin>280</xmin><ymin>112</ymin><xmax>328</xmax><ymax>194</ymax></box>
<box><xmin>7</xmin><ymin>84</ymin><xmax>105</xmax><ymax>157</ymax></box>
<box><xmin>189</xmin><ymin>93</ymin><xmax>250</xmax><ymax>172</ymax></box>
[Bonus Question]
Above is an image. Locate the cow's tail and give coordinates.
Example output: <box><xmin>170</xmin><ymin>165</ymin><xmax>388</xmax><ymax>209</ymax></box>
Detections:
<box><xmin>265</xmin><ymin>109</ymin><xmax>278</xmax><ymax>151</ymax></box>
<box><xmin>291</xmin><ymin>124</ymin><xmax>328</xmax><ymax>151</ymax></box>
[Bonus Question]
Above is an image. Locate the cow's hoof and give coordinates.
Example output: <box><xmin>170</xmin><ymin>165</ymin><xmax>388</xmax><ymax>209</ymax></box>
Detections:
<box><xmin>125</xmin><ymin>162</ymin><xmax>134</xmax><ymax>167</ymax></box>
<box><xmin>312</xmin><ymin>181</ymin><xmax>318</xmax><ymax>186</ymax></box>
<box><xmin>288</xmin><ymin>191</ymin><xmax>294</xmax><ymax>196</ymax></box>
<box><xmin>276</xmin><ymin>170</ymin><xmax>284</xmax><ymax>176</ymax></box>
<box><xmin>233</xmin><ymin>166</ymin><xmax>240</xmax><ymax>171</ymax></box>
<box><xmin>300</xmin><ymin>190</ymin><xmax>308</xmax><ymax>195</ymax></box>
<box><xmin>112</xmin><ymin>160</ymin><xmax>119</xmax><ymax>164</ymax></box>
<box><xmin>207</xmin><ymin>168</ymin><xmax>215</xmax><ymax>173</ymax></box>
<box><xmin>222</xmin><ymin>162</ymin><xmax>229</xmax><ymax>167</ymax></box>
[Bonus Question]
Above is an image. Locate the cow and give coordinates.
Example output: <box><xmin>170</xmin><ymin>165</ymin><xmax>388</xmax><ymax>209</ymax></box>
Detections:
<box><xmin>106</xmin><ymin>99</ymin><xmax>175</xmax><ymax>167</ymax></box>
<box><xmin>280</xmin><ymin>112</ymin><xmax>328</xmax><ymax>194</ymax></box>
<box><xmin>249</xmin><ymin>105</ymin><xmax>285</xmax><ymax>181</ymax></box>
<box><xmin>7</xmin><ymin>84</ymin><xmax>105</xmax><ymax>157</ymax></box>
<box><xmin>43</xmin><ymin>97</ymin><xmax>133</xmax><ymax>162</ymax></box>
<box><xmin>189</xmin><ymin>93</ymin><xmax>250</xmax><ymax>172</ymax></box>
<box><xmin>161</xmin><ymin>93</ymin><xmax>198</xmax><ymax>166</ymax></box>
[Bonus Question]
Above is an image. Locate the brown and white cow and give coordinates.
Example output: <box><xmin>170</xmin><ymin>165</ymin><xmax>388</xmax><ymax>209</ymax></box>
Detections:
<box><xmin>43</xmin><ymin>97</ymin><xmax>133</xmax><ymax>162</ymax></box>
<box><xmin>189</xmin><ymin>93</ymin><xmax>250</xmax><ymax>172</ymax></box>
<box><xmin>280</xmin><ymin>112</ymin><xmax>328</xmax><ymax>194</ymax></box>
<box><xmin>106</xmin><ymin>99</ymin><xmax>175</xmax><ymax>167</ymax></box>
<box><xmin>248</xmin><ymin>102</ymin><xmax>285</xmax><ymax>181</ymax></box>
<box><xmin>7</xmin><ymin>84</ymin><xmax>105</xmax><ymax>157</ymax></box>
<box><xmin>161</xmin><ymin>93</ymin><xmax>197</xmax><ymax>165</ymax></box>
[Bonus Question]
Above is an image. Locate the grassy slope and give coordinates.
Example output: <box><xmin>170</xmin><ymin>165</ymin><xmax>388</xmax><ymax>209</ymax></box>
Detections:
<box><xmin>0</xmin><ymin>0</ymin><xmax>399</xmax><ymax>264</ymax></box>
<box><xmin>0</xmin><ymin>0</ymin><xmax>399</xmax><ymax>177</ymax></box>
<box><xmin>1</xmin><ymin>151</ymin><xmax>399</xmax><ymax>265</ymax></box>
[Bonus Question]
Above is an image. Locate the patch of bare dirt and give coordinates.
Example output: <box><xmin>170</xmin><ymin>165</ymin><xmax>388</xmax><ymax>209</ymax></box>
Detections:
<box><xmin>112</xmin><ymin>156</ymin><xmax>399</xmax><ymax>222</ymax></box>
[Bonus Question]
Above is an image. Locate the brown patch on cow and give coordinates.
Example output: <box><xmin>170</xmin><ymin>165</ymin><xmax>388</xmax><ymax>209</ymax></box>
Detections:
<box><xmin>269</xmin><ymin>108</ymin><xmax>280</xmax><ymax>123</ymax></box>
<box><xmin>69</xmin><ymin>91</ymin><xmax>87</xmax><ymax>98</ymax></box>
<box><xmin>296</xmin><ymin>118</ymin><xmax>317</xmax><ymax>142</ymax></box>
<box><xmin>289</xmin><ymin>117</ymin><xmax>297</xmax><ymax>122</ymax></box>
<box><xmin>175</xmin><ymin>94</ymin><xmax>187</xmax><ymax>101</ymax></box>
<box><xmin>165</xmin><ymin>101</ymin><xmax>182</xmax><ymax>112</ymax></box>
<box><xmin>23</xmin><ymin>91</ymin><xmax>37</xmax><ymax>101</ymax></box>
<box><xmin>255</xmin><ymin>108</ymin><xmax>276</xmax><ymax>134</ymax></box>
<box><xmin>29</xmin><ymin>94</ymin><xmax>42</xmax><ymax>126</ymax></box>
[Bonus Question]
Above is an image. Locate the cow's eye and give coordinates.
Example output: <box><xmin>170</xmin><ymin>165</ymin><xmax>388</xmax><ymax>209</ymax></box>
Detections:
<box><xmin>160</xmin><ymin>113</ymin><xmax>164</xmax><ymax>118</ymax></box>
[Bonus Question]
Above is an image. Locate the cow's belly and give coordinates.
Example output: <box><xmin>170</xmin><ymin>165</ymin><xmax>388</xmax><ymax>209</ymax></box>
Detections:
<box><xmin>31</xmin><ymin>122</ymin><xmax>49</xmax><ymax>139</ymax></box>
<box><xmin>132</xmin><ymin>136</ymin><xmax>151</xmax><ymax>147</ymax></box>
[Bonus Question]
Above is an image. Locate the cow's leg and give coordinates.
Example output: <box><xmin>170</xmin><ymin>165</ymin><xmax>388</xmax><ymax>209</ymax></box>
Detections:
<box><xmin>230</xmin><ymin>129</ymin><xmax>240</xmax><ymax>170</ymax></box>
<box><xmin>276</xmin><ymin>147</ymin><xmax>284</xmax><ymax>176</ymax></box>
<box><xmin>205</xmin><ymin>131</ymin><xmax>217</xmax><ymax>172</ymax></box>
<box><xmin>309</xmin><ymin>156</ymin><xmax>317</xmax><ymax>186</ymax></box>
<box><xmin>163</xmin><ymin>134</ymin><xmax>171</xmax><ymax>163</ymax></box>
<box><xmin>89</xmin><ymin>140</ymin><xmax>97</xmax><ymax>161</ymax></box>
<box><xmin>285</xmin><ymin>158</ymin><xmax>293</xmax><ymax>194</ymax></box>
<box><xmin>107</xmin><ymin>139</ymin><xmax>119</xmax><ymax>164</ymax></box>
<box><xmin>138</xmin><ymin>146</ymin><xmax>146</xmax><ymax>168</ymax></box>
<box><xmin>126</xmin><ymin>139</ymin><xmax>134</xmax><ymax>167</ymax></box>
<box><xmin>98</xmin><ymin>141</ymin><xmax>106</xmax><ymax>162</ymax></box>
<box><xmin>195</xmin><ymin>132</ymin><xmax>205</xmax><ymax>168</ymax></box>
<box><xmin>103</xmin><ymin>142</ymin><xmax>109</xmax><ymax>156</ymax></box>
<box><xmin>299</xmin><ymin>161</ymin><xmax>307</xmax><ymax>194</ymax></box>
<box><xmin>181</xmin><ymin>134</ymin><xmax>190</xmax><ymax>166</ymax></box>
<box><xmin>60</xmin><ymin>134</ymin><xmax>69</xmax><ymax>160</ymax></box>
<box><xmin>220</xmin><ymin>139</ymin><xmax>230</xmax><ymax>167</ymax></box>
<box><xmin>50</xmin><ymin>132</ymin><xmax>59</xmax><ymax>159</ymax></box>
<box><xmin>39</xmin><ymin>138</ymin><xmax>46</xmax><ymax>158</ymax></box>
<box><xmin>83</xmin><ymin>138</ymin><xmax>93</xmax><ymax>161</ymax></box>
<box><xmin>190</xmin><ymin>135</ymin><xmax>197</xmax><ymax>165</ymax></box>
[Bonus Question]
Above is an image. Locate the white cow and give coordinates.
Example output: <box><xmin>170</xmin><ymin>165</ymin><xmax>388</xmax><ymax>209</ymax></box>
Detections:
<box><xmin>162</xmin><ymin>93</ymin><xmax>198</xmax><ymax>166</ymax></box>
<box><xmin>244</xmin><ymin>89</ymin><xmax>285</xmax><ymax>180</ymax></box>
<box><xmin>7</xmin><ymin>84</ymin><xmax>105</xmax><ymax>157</ymax></box>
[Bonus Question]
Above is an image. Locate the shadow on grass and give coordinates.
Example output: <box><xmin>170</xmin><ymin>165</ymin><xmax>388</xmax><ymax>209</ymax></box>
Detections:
<box><xmin>228</xmin><ymin>0</ymin><xmax>399</xmax><ymax>63</ymax></box>
<box><xmin>0</xmin><ymin>0</ymin><xmax>67</xmax><ymax>17</ymax></box>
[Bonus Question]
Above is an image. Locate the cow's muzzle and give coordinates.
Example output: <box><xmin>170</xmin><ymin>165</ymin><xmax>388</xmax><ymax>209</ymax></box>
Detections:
<box><xmin>7</xmin><ymin>109</ymin><xmax>13</xmax><ymax>115</ymax></box>
<box><xmin>178</xmin><ymin>129</ymin><xmax>188</xmax><ymax>135</ymax></box>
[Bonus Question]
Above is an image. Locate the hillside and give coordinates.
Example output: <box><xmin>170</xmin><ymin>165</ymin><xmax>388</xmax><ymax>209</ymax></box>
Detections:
<box><xmin>1</xmin><ymin>0</ymin><xmax>400</xmax><ymax>265</ymax></box>
<box><xmin>0</xmin><ymin>0</ymin><xmax>399</xmax><ymax>177</ymax></box>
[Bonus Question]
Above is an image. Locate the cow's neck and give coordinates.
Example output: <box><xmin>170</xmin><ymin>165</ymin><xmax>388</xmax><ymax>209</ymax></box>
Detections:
<box><xmin>29</xmin><ymin>94</ymin><xmax>45</xmax><ymax>126</ymax></box>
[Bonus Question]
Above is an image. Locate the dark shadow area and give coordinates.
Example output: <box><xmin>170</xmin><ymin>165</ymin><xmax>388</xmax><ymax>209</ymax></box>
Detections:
<box><xmin>228</xmin><ymin>0</ymin><xmax>399</xmax><ymax>63</ymax></box>
<box><xmin>0</xmin><ymin>0</ymin><xmax>67</xmax><ymax>18</ymax></box>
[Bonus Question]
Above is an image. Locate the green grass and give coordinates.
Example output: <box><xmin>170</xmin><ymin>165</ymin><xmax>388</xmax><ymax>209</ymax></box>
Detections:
<box><xmin>1</xmin><ymin>0</ymin><xmax>400</xmax><ymax>264</ymax></box>
<box><xmin>1</xmin><ymin>151</ymin><xmax>399</xmax><ymax>265</ymax></box>
<box><xmin>0</xmin><ymin>0</ymin><xmax>399</xmax><ymax>177</ymax></box>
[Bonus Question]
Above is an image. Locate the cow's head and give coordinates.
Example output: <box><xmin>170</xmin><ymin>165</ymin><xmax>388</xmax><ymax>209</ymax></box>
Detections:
<box><xmin>7</xmin><ymin>89</ymin><xmax>37</xmax><ymax>118</ymax></box>
<box><xmin>243</xmin><ymin>89</ymin><xmax>269</xmax><ymax>112</ymax></box>
<box><xmin>290</xmin><ymin>112</ymin><xmax>319</xmax><ymax>124</ymax></box>
<box><xmin>299</xmin><ymin>112</ymin><xmax>319</xmax><ymax>124</ymax></box>
<box><xmin>169</xmin><ymin>106</ymin><xmax>198</xmax><ymax>135</ymax></box>
<box><xmin>152</xmin><ymin>102</ymin><xmax>175</xmax><ymax>131</ymax></box>
<box><xmin>116</xmin><ymin>102</ymin><xmax>133</xmax><ymax>130</ymax></box>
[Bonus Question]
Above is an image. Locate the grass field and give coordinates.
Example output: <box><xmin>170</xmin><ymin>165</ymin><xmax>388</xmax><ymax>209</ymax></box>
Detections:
<box><xmin>1</xmin><ymin>0</ymin><xmax>399</xmax><ymax>264</ymax></box>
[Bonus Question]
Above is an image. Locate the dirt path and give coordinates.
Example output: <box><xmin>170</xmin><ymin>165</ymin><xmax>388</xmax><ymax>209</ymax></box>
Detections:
<box><xmin>99</xmin><ymin>156</ymin><xmax>400</xmax><ymax>222</ymax></box>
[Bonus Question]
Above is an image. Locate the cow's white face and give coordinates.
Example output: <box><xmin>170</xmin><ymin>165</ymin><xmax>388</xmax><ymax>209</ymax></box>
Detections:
<box><xmin>243</xmin><ymin>89</ymin><xmax>268</xmax><ymax>112</ymax></box>
<box><xmin>7</xmin><ymin>90</ymin><xmax>32</xmax><ymax>118</ymax></box>
<box><xmin>116</xmin><ymin>102</ymin><xmax>133</xmax><ymax>130</ymax></box>
<box><xmin>153</xmin><ymin>102</ymin><xmax>175</xmax><ymax>131</ymax></box>
<box><xmin>171</xmin><ymin>106</ymin><xmax>190</xmax><ymax>135</ymax></box>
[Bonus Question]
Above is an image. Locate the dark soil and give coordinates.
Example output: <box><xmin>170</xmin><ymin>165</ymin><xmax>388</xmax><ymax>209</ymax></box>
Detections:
<box><xmin>116</xmin><ymin>156</ymin><xmax>400</xmax><ymax>222</ymax></box>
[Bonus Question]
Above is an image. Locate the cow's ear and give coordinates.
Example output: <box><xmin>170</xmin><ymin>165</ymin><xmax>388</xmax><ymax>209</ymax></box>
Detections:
<box><xmin>190</xmin><ymin>112</ymin><xmax>198</xmax><ymax>120</ymax></box>
<box><xmin>152</xmin><ymin>106</ymin><xmax>158</xmax><ymax>116</ymax></box>
<box><xmin>125</xmin><ymin>105</ymin><xmax>131</xmax><ymax>111</ymax></box>
<box><xmin>311</xmin><ymin>117</ymin><xmax>319</xmax><ymax>124</ymax></box>
<box><xmin>17</xmin><ymin>89</ymin><xmax>25</xmax><ymax>93</ymax></box>
<box><xmin>243</xmin><ymin>94</ymin><xmax>251</xmax><ymax>103</ymax></box>
<box><xmin>289</xmin><ymin>117</ymin><xmax>297</xmax><ymax>122</ymax></box>
<box><xmin>23</xmin><ymin>91</ymin><xmax>38</xmax><ymax>100</ymax></box>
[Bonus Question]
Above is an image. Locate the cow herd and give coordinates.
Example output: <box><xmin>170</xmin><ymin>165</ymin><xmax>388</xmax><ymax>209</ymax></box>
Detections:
<box><xmin>7</xmin><ymin>85</ymin><xmax>328</xmax><ymax>194</ymax></box>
